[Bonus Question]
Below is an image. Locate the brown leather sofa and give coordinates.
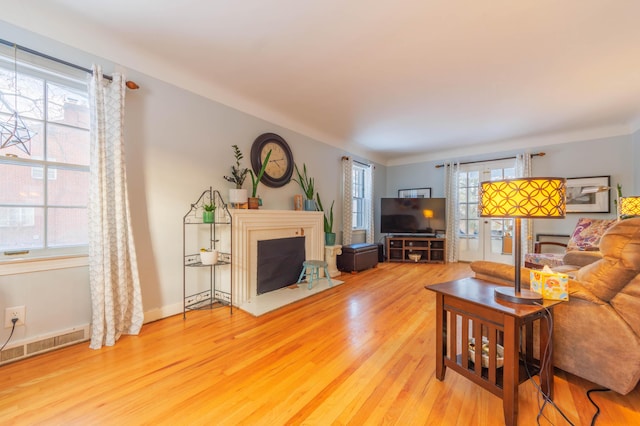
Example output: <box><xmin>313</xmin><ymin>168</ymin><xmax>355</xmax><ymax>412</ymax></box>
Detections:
<box><xmin>471</xmin><ymin>217</ymin><xmax>640</xmax><ymax>394</ymax></box>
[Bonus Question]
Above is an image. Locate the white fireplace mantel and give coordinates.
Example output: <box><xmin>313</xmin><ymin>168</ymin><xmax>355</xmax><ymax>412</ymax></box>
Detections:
<box><xmin>230</xmin><ymin>209</ymin><xmax>324</xmax><ymax>310</ymax></box>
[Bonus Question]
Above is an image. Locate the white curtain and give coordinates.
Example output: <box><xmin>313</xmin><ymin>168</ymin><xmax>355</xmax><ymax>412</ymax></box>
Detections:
<box><xmin>515</xmin><ymin>153</ymin><xmax>533</xmax><ymax>257</ymax></box>
<box><xmin>364</xmin><ymin>163</ymin><xmax>374</xmax><ymax>244</ymax></box>
<box><xmin>342</xmin><ymin>157</ymin><xmax>354</xmax><ymax>245</ymax></box>
<box><xmin>88</xmin><ymin>66</ymin><xmax>143</xmax><ymax>349</ymax></box>
<box><xmin>444</xmin><ymin>161</ymin><xmax>460</xmax><ymax>262</ymax></box>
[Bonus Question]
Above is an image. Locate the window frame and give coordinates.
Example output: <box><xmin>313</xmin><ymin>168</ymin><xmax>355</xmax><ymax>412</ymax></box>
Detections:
<box><xmin>0</xmin><ymin>49</ymin><xmax>90</xmax><ymax>264</ymax></box>
<box><xmin>352</xmin><ymin>163</ymin><xmax>367</xmax><ymax>230</ymax></box>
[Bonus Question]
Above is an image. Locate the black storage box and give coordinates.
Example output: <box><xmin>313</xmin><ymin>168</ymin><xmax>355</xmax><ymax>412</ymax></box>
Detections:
<box><xmin>337</xmin><ymin>243</ymin><xmax>379</xmax><ymax>273</ymax></box>
<box><xmin>376</xmin><ymin>242</ymin><xmax>385</xmax><ymax>262</ymax></box>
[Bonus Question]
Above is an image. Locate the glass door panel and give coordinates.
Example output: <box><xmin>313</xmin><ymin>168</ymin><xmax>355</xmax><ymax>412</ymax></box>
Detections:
<box><xmin>457</xmin><ymin>160</ymin><xmax>516</xmax><ymax>263</ymax></box>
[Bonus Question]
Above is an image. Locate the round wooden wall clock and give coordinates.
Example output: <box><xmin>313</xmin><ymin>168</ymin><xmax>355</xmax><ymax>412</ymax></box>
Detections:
<box><xmin>250</xmin><ymin>133</ymin><xmax>294</xmax><ymax>188</ymax></box>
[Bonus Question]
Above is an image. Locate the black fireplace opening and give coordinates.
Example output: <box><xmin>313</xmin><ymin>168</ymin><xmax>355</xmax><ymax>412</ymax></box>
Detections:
<box><xmin>257</xmin><ymin>236</ymin><xmax>306</xmax><ymax>295</ymax></box>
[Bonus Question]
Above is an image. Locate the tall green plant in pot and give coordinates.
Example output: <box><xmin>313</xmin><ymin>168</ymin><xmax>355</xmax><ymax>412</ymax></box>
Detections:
<box><xmin>293</xmin><ymin>163</ymin><xmax>316</xmax><ymax>211</ymax></box>
<box><xmin>247</xmin><ymin>150</ymin><xmax>272</xmax><ymax>209</ymax></box>
<box><xmin>224</xmin><ymin>144</ymin><xmax>249</xmax><ymax>207</ymax></box>
<box><xmin>316</xmin><ymin>193</ymin><xmax>335</xmax><ymax>245</ymax></box>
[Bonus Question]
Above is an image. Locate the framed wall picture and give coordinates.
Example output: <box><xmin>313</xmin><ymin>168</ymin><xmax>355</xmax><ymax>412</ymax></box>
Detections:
<box><xmin>398</xmin><ymin>187</ymin><xmax>431</xmax><ymax>198</ymax></box>
<box><xmin>565</xmin><ymin>176</ymin><xmax>610</xmax><ymax>213</ymax></box>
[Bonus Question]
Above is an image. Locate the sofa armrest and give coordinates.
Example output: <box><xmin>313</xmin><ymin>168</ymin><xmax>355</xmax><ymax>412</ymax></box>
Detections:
<box><xmin>563</xmin><ymin>250</ymin><xmax>603</xmax><ymax>267</ymax></box>
<box><xmin>469</xmin><ymin>260</ymin><xmax>606</xmax><ymax>305</ymax></box>
<box><xmin>470</xmin><ymin>260</ymin><xmax>531</xmax><ymax>286</ymax></box>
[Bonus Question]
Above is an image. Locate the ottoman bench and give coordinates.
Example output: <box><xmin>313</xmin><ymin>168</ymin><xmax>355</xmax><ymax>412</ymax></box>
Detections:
<box><xmin>337</xmin><ymin>243</ymin><xmax>378</xmax><ymax>273</ymax></box>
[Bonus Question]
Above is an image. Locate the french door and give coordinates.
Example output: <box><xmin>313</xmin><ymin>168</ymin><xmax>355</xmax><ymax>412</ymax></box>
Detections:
<box><xmin>457</xmin><ymin>159</ymin><xmax>517</xmax><ymax>263</ymax></box>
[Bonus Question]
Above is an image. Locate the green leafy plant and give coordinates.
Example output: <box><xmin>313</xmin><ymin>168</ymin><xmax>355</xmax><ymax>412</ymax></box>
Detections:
<box><xmin>249</xmin><ymin>149</ymin><xmax>272</xmax><ymax>198</ymax></box>
<box><xmin>292</xmin><ymin>163</ymin><xmax>315</xmax><ymax>200</ymax></box>
<box><xmin>615</xmin><ymin>183</ymin><xmax>623</xmax><ymax>207</ymax></box>
<box><xmin>316</xmin><ymin>193</ymin><xmax>334</xmax><ymax>233</ymax></box>
<box><xmin>202</xmin><ymin>201</ymin><xmax>216</xmax><ymax>223</ymax></box>
<box><xmin>223</xmin><ymin>145</ymin><xmax>249</xmax><ymax>189</ymax></box>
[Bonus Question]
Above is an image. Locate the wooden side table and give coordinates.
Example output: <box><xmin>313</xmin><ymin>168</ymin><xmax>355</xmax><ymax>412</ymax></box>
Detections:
<box><xmin>426</xmin><ymin>278</ymin><xmax>561</xmax><ymax>426</ymax></box>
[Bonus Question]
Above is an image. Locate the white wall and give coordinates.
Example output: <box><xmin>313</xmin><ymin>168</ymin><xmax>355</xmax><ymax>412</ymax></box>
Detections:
<box><xmin>531</xmin><ymin>134</ymin><xmax>633</xmax><ymax>235</ymax></box>
<box><xmin>386</xmin><ymin>134</ymin><xmax>635</xmax><ymax>238</ymax></box>
<box><xmin>0</xmin><ymin>22</ymin><xmax>384</xmax><ymax>347</ymax></box>
<box><xmin>633</xmin><ymin>128</ymin><xmax>640</xmax><ymax>192</ymax></box>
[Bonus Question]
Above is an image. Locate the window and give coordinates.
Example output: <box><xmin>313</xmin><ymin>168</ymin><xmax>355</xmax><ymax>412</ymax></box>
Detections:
<box><xmin>458</xmin><ymin>170</ymin><xmax>480</xmax><ymax>239</ymax></box>
<box><xmin>486</xmin><ymin>166</ymin><xmax>516</xmax><ymax>245</ymax></box>
<box><xmin>456</xmin><ymin>160</ymin><xmax>518</xmax><ymax>262</ymax></box>
<box><xmin>352</xmin><ymin>164</ymin><xmax>366</xmax><ymax>229</ymax></box>
<box><xmin>0</xmin><ymin>49</ymin><xmax>90</xmax><ymax>260</ymax></box>
<box><xmin>457</xmin><ymin>165</ymin><xmax>516</xmax><ymax>239</ymax></box>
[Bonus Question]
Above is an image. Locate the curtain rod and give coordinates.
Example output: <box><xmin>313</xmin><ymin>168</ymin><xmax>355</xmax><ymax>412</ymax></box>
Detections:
<box><xmin>435</xmin><ymin>152</ymin><xmax>545</xmax><ymax>168</ymax></box>
<box><xmin>0</xmin><ymin>38</ymin><xmax>139</xmax><ymax>90</ymax></box>
<box><xmin>341</xmin><ymin>156</ymin><xmax>373</xmax><ymax>168</ymax></box>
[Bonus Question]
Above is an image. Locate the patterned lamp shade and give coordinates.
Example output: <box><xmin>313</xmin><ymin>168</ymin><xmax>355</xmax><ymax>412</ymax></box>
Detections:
<box><xmin>479</xmin><ymin>178</ymin><xmax>566</xmax><ymax>218</ymax></box>
<box><xmin>620</xmin><ymin>196</ymin><xmax>640</xmax><ymax>216</ymax></box>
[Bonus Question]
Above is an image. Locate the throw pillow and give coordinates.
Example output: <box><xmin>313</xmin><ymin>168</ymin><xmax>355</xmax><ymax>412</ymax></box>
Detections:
<box><xmin>566</xmin><ymin>218</ymin><xmax>617</xmax><ymax>251</ymax></box>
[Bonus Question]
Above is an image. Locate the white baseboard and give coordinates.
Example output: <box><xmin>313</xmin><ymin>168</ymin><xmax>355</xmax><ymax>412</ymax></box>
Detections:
<box><xmin>143</xmin><ymin>302</ymin><xmax>183</xmax><ymax>323</ymax></box>
<box><xmin>0</xmin><ymin>324</ymin><xmax>91</xmax><ymax>365</ymax></box>
<box><xmin>0</xmin><ymin>303</ymin><xmax>187</xmax><ymax>365</ymax></box>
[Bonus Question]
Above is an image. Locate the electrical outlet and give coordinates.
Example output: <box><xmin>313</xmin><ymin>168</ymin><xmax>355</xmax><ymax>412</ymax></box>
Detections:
<box><xmin>4</xmin><ymin>306</ymin><xmax>25</xmax><ymax>328</ymax></box>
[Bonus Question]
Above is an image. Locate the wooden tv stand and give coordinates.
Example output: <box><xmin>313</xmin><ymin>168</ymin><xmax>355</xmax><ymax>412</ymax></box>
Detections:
<box><xmin>386</xmin><ymin>235</ymin><xmax>446</xmax><ymax>263</ymax></box>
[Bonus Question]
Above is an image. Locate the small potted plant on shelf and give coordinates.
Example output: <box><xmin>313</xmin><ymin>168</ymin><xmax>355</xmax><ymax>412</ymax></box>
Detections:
<box><xmin>293</xmin><ymin>163</ymin><xmax>316</xmax><ymax>211</ymax></box>
<box><xmin>202</xmin><ymin>202</ymin><xmax>216</xmax><ymax>223</ymax></box>
<box><xmin>223</xmin><ymin>144</ymin><xmax>249</xmax><ymax>208</ymax></box>
<box><xmin>316</xmin><ymin>193</ymin><xmax>335</xmax><ymax>245</ymax></box>
<box><xmin>199</xmin><ymin>247</ymin><xmax>218</xmax><ymax>265</ymax></box>
<box><xmin>248</xmin><ymin>150</ymin><xmax>272</xmax><ymax>209</ymax></box>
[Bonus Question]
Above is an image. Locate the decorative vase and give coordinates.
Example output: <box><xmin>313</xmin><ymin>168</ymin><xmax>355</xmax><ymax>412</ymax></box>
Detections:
<box><xmin>203</xmin><ymin>211</ymin><xmax>214</xmax><ymax>223</ymax></box>
<box><xmin>294</xmin><ymin>195</ymin><xmax>303</xmax><ymax>211</ymax></box>
<box><xmin>304</xmin><ymin>199</ymin><xmax>316</xmax><ymax>211</ymax></box>
<box><xmin>248</xmin><ymin>197</ymin><xmax>260</xmax><ymax>209</ymax></box>
<box><xmin>325</xmin><ymin>232</ymin><xmax>336</xmax><ymax>246</ymax></box>
<box><xmin>229</xmin><ymin>188</ymin><xmax>248</xmax><ymax>208</ymax></box>
<box><xmin>200</xmin><ymin>250</ymin><xmax>218</xmax><ymax>265</ymax></box>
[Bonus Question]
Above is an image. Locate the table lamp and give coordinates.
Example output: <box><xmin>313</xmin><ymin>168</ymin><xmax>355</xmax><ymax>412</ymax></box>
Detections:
<box><xmin>479</xmin><ymin>177</ymin><xmax>566</xmax><ymax>304</ymax></box>
<box><xmin>620</xmin><ymin>196</ymin><xmax>640</xmax><ymax>218</ymax></box>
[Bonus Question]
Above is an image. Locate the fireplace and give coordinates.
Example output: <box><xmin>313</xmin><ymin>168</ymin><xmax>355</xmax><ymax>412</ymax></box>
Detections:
<box><xmin>257</xmin><ymin>236</ymin><xmax>305</xmax><ymax>295</ymax></box>
<box><xmin>230</xmin><ymin>209</ymin><xmax>325</xmax><ymax>314</ymax></box>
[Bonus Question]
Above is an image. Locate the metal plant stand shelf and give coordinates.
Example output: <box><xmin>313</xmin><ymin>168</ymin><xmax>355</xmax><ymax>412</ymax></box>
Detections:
<box><xmin>183</xmin><ymin>187</ymin><xmax>232</xmax><ymax>317</ymax></box>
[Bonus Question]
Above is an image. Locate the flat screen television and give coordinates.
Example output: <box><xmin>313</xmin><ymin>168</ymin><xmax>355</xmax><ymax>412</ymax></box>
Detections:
<box><xmin>380</xmin><ymin>197</ymin><xmax>446</xmax><ymax>235</ymax></box>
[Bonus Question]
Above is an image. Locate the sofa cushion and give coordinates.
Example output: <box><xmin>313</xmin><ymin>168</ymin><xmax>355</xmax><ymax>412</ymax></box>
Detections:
<box><xmin>566</xmin><ymin>217</ymin><xmax>617</xmax><ymax>251</ymax></box>
<box><xmin>578</xmin><ymin>218</ymin><xmax>640</xmax><ymax>301</ymax></box>
<box><xmin>610</xmin><ymin>274</ymin><xmax>640</xmax><ymax>337</ymax></box>
<box><xmin>524</xmin><ymin>252</ymin><xmax>564</xmax><ymax>269</ymax></box>
<box><xmin>562</xmin><ymin>250</ymin><xmax>603</xmax><ymax>267</ymax></box>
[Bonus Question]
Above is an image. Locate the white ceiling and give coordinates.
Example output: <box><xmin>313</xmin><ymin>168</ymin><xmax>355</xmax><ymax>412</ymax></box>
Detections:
<box><xmin>3</xmin><ymin>0</ymin><xmax>640</xmax><ymax>165</ymax></box>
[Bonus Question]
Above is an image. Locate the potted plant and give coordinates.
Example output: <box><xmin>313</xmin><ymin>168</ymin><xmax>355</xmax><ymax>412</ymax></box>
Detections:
<box><xmin>247</xmin><ymin>149</ymin><xmax>272</xmax><ymax>209</ymax></box>
<box><xmin>202</xmin><ymin>202</ymin><xmax>216</xmax><ymax>223</ymax></box>
<box><xmin>223</xmin><ymin>144</ymin><xmax>249</xmax><ymax>207</ymax></box>
<box><xmin>199</xmin><ymin>247</ymin><xmax>218</xmax><ymax>265</ymax></box>
<box><xmin>316</xmin><ymin>193</ymin><xmax>335</xmax><ymax>245</ymax></box>
<box><xmin>293</xmin><ymin>163</ymin><xmax>316</xmax><ymax>211</ymax></box>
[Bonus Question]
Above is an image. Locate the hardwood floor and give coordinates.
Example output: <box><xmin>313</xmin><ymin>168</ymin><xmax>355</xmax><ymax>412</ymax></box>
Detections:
<box><xmin>1</xmin><ymin>262</ymin><xmax>639</xmax><ymax>425</ymax></box>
